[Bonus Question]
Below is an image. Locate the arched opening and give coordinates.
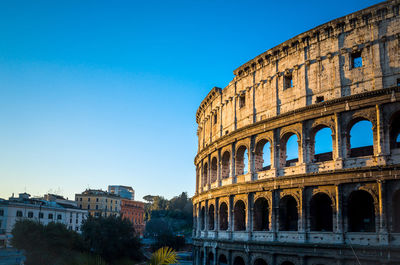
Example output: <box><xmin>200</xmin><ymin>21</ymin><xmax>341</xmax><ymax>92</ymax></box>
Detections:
<box><xmin>253</xmin><ymin>197</ymin><xmax>269</xmax><ymax>231</ymax></box>
<box><xmin>218</xmin><ymin>254</ymin><xmax>228</xmax><ymax>265</ymax></box>
<box><xmin>392</xmin><ymin>190</ymin><xmax>400</xmax><ymax>232</ymax></box>
<box><xmin>281</xmin><ymin>262</ymin><xmax>295</xmax><ymax>265</ymax></box>
<box><xmin>233</xmin><ymin>256</ymin><xmax>245</xmax><ymax>265</ymax></box>
<box><xmin>236</xmin><ymin>146</ymin><xmax>248</xmax><ymax>175</ymax></box>
<box><xmin>279</xmin><ymin>195</ymin><xmax>298</xmax><ymax>231</ymax></box>
<box><xmin>211</xmin><ymin>157</ymin><xmax>218</xmax><ymax>183</ymax></box>
<box><xmin>203</xmin><ymin>162</ymin><xmax>208</xmax><ymax>187</ymax></box>
<box><xmin>221</xmin><ymin>151</ymin><xmax>231</xmax><ymax>179</ymax></box>
<box><xmin>281</xmin><ymin>133</ymin><xmax>299</xmax><ymax>167</ymax></box>
<box><xmin>254</xmin><ymin>259</ymin><xmax>268</xmax><ymax>265</ymax></box>
<box><xmin>207</xmin><ymin>252</ymin><xmax>215</xmax><ymax>265</ymax></box>
<box><xmin>255</xmin><ymin>139</ymin><xmax>271</xmax><ymax>171</ymax></box>
<box><xmin>208</xmin><ymin>204</ymin><xmax>215</xmax><ymax>230</ymax></box>
<box><xmin>390</xmin><ymin>112</ymin><xmax>400</xmax><ymax>149</ymax></box>
<box><xmin>313</xmin><ymin>127</ymin><xmax>333</xmax><ymax>162</ymax></box>
<box><xmin>219</xmin><ymin>202</ymin><xmax>228</xmax><ymax>230</ymax></box>
<box><xmin>349</xmin><ymin>120</ymin><xmax>374</xmax><ymax>157</ymax></box>
<box><xmin>200</xmin><ymin>206</ymin><xmax>205</xmax><ymax>231</ymax></box>
<box><xmin>234</xmin><ymin>200</ymin><xmax>246</xmax><ymax>231</ymax></box>
<box><xmin>310</xmin><ymin>193</ymin><xmax>333</xmax><ymax>231</ymax></box>
<box><xmin>348</xmin><ymin>190</ymin><xmax>375</xmax><ymax>232</ymax></box>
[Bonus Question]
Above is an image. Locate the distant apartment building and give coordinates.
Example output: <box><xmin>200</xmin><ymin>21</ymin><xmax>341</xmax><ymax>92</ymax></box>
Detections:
<box><xmin>120</xmin><ymin>199</ymin><xmax>145</xmax><ymax>236</ymax></box>
<box><xmin>0</xmin><ymin>193</ymin><xmax>87</xmax><ymax>247</ymax></box>
<box><xmin>75</xmin><ymin>189</ymin><xmax>121</xmax><ymax>217</ymax></box>
<box><xmin>108</xmin><ymin>185</ymin><xmax>135</xmax><ymax>200</ymax></box>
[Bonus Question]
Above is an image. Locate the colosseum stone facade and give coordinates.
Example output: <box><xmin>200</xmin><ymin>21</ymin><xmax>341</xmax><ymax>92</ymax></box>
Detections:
<box><xmin>192</xmin><ymin>1</ymin><xmax>400</xmax><ymax>264</ymax></box>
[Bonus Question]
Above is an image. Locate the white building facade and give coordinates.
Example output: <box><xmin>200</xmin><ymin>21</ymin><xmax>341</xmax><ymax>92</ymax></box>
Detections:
<box><xmin>0</xmin><ymin>193</ymin><xmax>88</xmax><ymax>247</ymax></box>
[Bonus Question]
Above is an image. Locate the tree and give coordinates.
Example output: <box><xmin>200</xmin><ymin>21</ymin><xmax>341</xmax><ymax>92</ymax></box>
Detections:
<box><xmin>143</xmin><ymin>195</ymin><xmax>156</xmax><ymax>203</ymax></box>
<box><xmin>149</xmin><ymin>247</ymin><xmax>178</xmax><ymax>265</ymax></box>
<box><xmin>81</xmin><ymin>215</ymin><xmax>142</xmax><ymax>262</ymax></box>
<box><xmin>151</xmin><ymin>196</ymin><xmax>169</xmax><ymax>211</ymax></box>
<box><xmin>11</xmin><ymin>220</ymin><xmax>83</xmax><ymax>265</ymax></box>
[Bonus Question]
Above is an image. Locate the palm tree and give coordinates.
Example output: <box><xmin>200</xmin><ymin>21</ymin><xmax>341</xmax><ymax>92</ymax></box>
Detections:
<box><xmin>149</xmin><ymin>247</ymin><xmax>179</xmax><ymax>265</ymax></box>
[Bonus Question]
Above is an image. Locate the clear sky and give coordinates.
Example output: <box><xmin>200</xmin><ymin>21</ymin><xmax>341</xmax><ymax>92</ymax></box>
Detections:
<box><xmin>0</xmin><ymin>0</ymin><xmax>380</xmax><ymax>201</ymax></box>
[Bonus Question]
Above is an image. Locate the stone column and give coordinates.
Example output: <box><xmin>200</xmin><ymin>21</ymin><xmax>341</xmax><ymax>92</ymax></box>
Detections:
<box><xmin>207</xmin><ymin>155</ymin><xmax>211</xmax><ymax>189</ymax></box>
<box><xmin>229</xmin><ymin>196</ymin><xmax>234</xmax><ymax>239</ymax></box>
<box><xmin>234</xmin><ymin>81</ymin><xmax>238</xmax><ymax>131</ymax></box>
<box><xmin>219</xmin><ymin>96</ymin><xmax>223</xmax><ymax>137</ymax></box>
<box><xmin>195</xmin><ymin>165</ymin><xmax>199</xmax><ymax>194</ymax></box>
<box><xmin>200</xmin><ymin>160</ymin><xmax>204</xmax><ymax>192</ymax></box>
<box><xmin>231</xmin><ymin>143</ymin><xmax>236</xmax><ymax>181</ymax></box>
<box><xmin>376</xmin><ymin>104</ymin><xmax>388</xmax><ymax>165</ymax></box>
<box><xmin>272</xmin><ymin>191</ymin><xmax>278</xmax><ymax>241</ymax></box>
<box><xmin>335</xmin><ymin>185</ymin><xmax>345</xmax><ymax>243</ymax></box>
<box><xmin>202</xmin><ymin>246</ymin><xmax>206</xmax><ymax>265</ymax></box>
<box><xmin>333</xmin><ymin>112</ymin><xmax>344</xmax><ymax>169</ymax></box>
<box><xmin>197</xmin><ymin>204</ymin><xmax>201</xmax><ymax>237</ymax></box>
<box><xmin>217</xmin><ymin>149</ymin><xmax>222</xmax><ymax>187</ymax></box>
<box><xmin>247</xmin><ymin>193</ymin><xmax>253</xmax><ymax>240</ymax></box>
<box><xmin>378</xmin><ymin>180</ymin><xmax>389</xmax><ymax>244</ymax></box>
<box><xmin>252</xmin><ymin>72</ymin><xmax>257</xmax><ymax>123</ymax></box>
<box><xmin>298</xmin><ymin>188</ymin><xmax>306</xmax><ymax>242</ymax></box>
<box><xmin>250</xmin><ymin>135</ymin><xmax>256</xmax><ymax>180</ymax></box>
<box><xmin>273</xmin><ymin>128</ymin><xmax>281</xmax><ymax>171</ymax></box>
<box><xmin>298</xmin><ymin>123</ymin><xmax>306</xmax><ymax>164</ymax></box>
<box><xmin>216</xmin><ymin>199</ymin><xmax>220</xmax><ymax>233</ymax></box>
<box><xmin>205</xmin><ymin>200</ymin><xmax>209</xmax><ymax>234</ymax></box>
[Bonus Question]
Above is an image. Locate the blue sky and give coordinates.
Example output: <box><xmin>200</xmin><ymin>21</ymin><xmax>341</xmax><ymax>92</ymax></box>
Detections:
<box><xmin>0</xmin><ymin>0</ymin><xmax>380</xmax><ymax>201</ymax></box>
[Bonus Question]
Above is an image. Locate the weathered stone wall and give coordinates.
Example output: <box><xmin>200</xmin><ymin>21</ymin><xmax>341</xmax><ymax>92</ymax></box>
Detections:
<box><xmin>193</xmin><ymin>1</ymin><xmax>400</xmax><ymax>264</ymax></box>
<box><xmin>196</xmin><ymin>0</ymin><xmax>400</xmax><ymax>153</ymax></box>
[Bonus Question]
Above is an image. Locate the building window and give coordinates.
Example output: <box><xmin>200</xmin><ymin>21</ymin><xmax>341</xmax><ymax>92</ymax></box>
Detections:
<box><xmin>88</xmin><ymin>205</ymin><xmax>90</xmax><ymax>210</ymax></box>
<box><xmin>397</xmin><ymin>78</ymin><xmax>400</xmax><ymax>87</ymax></box>
<box><xmin>96</xmin><ymin>205</ymin><xmax>98</xmax><ymax>210</ymax></box>
<box><xmin>0</xmin><ymin>209</ymin><xmax>4</xmax><ymax>216</ymax></box>
<box><xmin>213</xmin><ymin>113</ymin><xmax>217</xmax><ymax>125</ymax></box>
<box><xmin>76</xmin><ymin>219</ymin><xmax>78</xmax><ymax>224</ymax></box>
<box><xmin>48</xmin><ymin>213</ymin><xmax>53</xmax><ymax>219</ymax></box>
<box><xmin>351</xmin><ymin>51</ymin><xmax>362</xmax><ymax>68</ymax></box>
<box><xmin>80</xmin><ymin>198</ymin><xmax>82</xmax><ymax>201</ymax></box>
<box><xmin>28</xmin><ymin>212</ymin><xmax>34</xmax><ymax>218</ymax></box>
<box><xmin>39</xmin><ymin>212</ymin><xmax>44</xmax><ymax>219</ymax></box>
<box><xmin>57</xmin><ymin>214</ymin><xmax>62</xmax><ymax>220</ymax></box>
<box><xmin>88</xmin><ymin>198</ymin><xmax>90</xmax><ymax>202</ymax></box>
<box><xmin>70</xmin><ymin>218</ymin><xmax>72</xmax><ymax>224</ymax></box>
<box><xmin>96</xmin><ymin>198</ymin><xmax>99</xmax><ymax>202</ymax></box>
<box><xmin>16</xmin><ymin>211</ymin><xmax>23</xmax><ymax>217</ymax></box>
<box><xmin>111</xmin><ymin>200</ymin><xmax>113</xmax><ymax>203</ymax></box>
<box><xmin>284</xmin><ymin>74</ymin><xmax>293</xmax><ymax>89</ymax></box>
<box><xmin>316</xmin><ymin>96</ymin><xmax>324</xmax><ymax>103</ymax></box>
<box><xmin>239</xmin><ymin>94</ymin><xmax>245</xmax><ymax>108</ymax></box>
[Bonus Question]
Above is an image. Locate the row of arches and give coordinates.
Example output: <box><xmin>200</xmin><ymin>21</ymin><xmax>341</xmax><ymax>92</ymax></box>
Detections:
<box><xmin>198</xmin><ymin>110</ymin><xmax>400</xmax><ymax>189</ymax></box>
<box><xmin>198</xmin><ymin>188</ymin><xmax>400</xmax><ymax>233</ymax></box>
<box><xmin>200</xmin><ymin>251</ymin><xmax>297</xmax><ymax>265</ymax></box>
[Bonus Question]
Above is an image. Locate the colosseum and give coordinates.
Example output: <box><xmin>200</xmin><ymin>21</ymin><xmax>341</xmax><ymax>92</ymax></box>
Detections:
<box><xmin>192</xmin><ymin>1</ymin><xmax>400</xmax><ymax>265</ymax></box>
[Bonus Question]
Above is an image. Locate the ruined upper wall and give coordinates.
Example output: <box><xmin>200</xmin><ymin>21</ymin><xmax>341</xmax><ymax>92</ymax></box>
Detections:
<box><xmin>196</xmin><ymin>0</ymin><xmax>400</xmax><ymax>153</ymax></box>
